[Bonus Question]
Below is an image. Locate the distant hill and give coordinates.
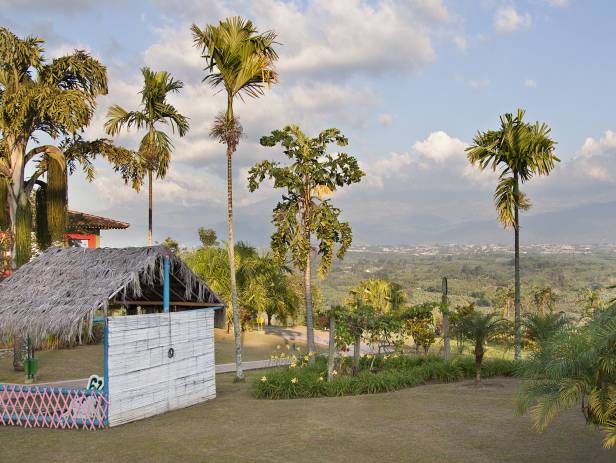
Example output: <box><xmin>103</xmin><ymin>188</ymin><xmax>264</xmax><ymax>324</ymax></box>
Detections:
<box><xmin>353</xmin><ymin>200</ymin><xmax>616</xmax><ymax>245</ymax></box>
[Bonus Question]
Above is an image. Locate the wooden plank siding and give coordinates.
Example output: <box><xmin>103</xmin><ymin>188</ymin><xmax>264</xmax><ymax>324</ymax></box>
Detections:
<box><xmin>107</xmin><ymin>310</ymin><xmax>216</xmax><ymax>427</ymax></box>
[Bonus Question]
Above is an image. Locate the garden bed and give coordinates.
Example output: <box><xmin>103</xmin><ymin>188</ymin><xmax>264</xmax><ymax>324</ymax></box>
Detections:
<box><xmin>253</xmin><ymin>354</ymin><xmax>517</xmax><ymax>399</ymax></box>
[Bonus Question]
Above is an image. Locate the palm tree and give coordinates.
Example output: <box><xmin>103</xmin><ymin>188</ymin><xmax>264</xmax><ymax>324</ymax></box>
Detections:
<box><xmin>191</xmin><ymin>17</ymin><xmax>279</xmax><ymax>381</ymax></box>
<box><xmin>466</xmin><ymin>109</ymin><xmax>559</xmax><ymax>360</ymax></box>
<box><xmin>105</xmin><ymin>67</ymin><xmax>189</xmax><ymax>245</ymax></box>
<box><xmin>347</xmin><ymin>278</ymin><xmax>408</xmax><ymax>314</ymax></box>
<box><xmin>516</xmin><ymin>303</ymin><xmax>616</xmax><ymax>448</ymax></box>
<box><xmin>0</xmin><ymin>28</ymin><xmax>108</xmax><ymax>267</ymax></box>
<box><xmin>457</xmin><ymin>311</ymin><xmax>508</xmax><ymax>385</ymax></box>
<box><xmin>522</xmin><ymin>312</ymin><xmax>567</xmax><ymax>346</ymax></box>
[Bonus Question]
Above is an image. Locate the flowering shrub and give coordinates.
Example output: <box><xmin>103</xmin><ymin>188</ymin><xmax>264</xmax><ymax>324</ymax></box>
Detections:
<box><xmin>254</xmin><ymin>354</ymin><xmax>517</xmax><ymax>399</ymax></box>
<box><xmin>268</xmin><ymin>343</ymin><xmax>315</xmax><ymax>368</ymax></box>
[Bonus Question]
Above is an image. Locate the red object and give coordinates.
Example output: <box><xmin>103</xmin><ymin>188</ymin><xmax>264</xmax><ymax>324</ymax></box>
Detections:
<box><xmin>64</xmin><ymin>233</ymin><xmax>97</xmax><ymax>249</ymax></box>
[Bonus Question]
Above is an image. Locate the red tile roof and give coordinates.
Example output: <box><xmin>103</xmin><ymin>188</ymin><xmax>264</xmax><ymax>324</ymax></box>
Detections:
<box><xmin>67</xmin><ymin>210</ymin><xmax>130</xmax><ymax>231</ymax></box>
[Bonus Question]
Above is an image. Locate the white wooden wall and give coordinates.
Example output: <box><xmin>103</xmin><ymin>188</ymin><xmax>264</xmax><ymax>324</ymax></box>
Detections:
<box><xmin>107</xmin><ymin>309</ymin><xmax>216</xmax><ymax>427</ymax></box>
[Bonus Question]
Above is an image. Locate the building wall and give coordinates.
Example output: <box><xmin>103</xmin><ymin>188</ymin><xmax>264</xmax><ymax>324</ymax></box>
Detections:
<box><xmin>107</xmin><ymin>309</ymin><xmax>216</xmax><ymax>427</ymax></box>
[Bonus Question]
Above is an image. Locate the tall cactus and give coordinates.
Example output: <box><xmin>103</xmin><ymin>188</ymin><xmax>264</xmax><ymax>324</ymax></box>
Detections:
<box><xmin>442</xmin><ymin>276</ymin><xmax>450</xmax><ymax>360</ymax></box>
<box><xmin>35</xmin><ymin>184</ymin><xmax>51</xmax><ymax>250</ymax></box>
<box><xmin>46</xmin><ymin>156</ymin><xmax>67</xmax><ymax>243</ymax></box>
<box><xmin>0</xmin><ymin>177</ymin><xmax>9</xmax><ymax>230</ymax></box>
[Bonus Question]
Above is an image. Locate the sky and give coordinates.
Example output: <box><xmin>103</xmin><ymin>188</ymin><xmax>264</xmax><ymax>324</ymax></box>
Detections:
<box><xmin>2</xmin><ymin>0</ymin><xmax>616</xmax><ymax>247</ymax></box>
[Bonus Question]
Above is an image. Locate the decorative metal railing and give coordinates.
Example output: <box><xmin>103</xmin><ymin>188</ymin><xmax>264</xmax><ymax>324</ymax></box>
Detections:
<box><xmin>0</xmin><ymin>384</ymin><xmax>108</xmax><ymax>430</ymax></box>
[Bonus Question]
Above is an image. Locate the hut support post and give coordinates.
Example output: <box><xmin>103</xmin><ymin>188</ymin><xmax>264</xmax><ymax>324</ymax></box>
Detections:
<box><xmin>163</xmin><ymin>256</ymin><xmax>170</xmax><ymax>313</ymax></box>
<box><xmin>103</xmin><ymin>318</ymin><xmax>109</xmax><ymax>427</ymax></box>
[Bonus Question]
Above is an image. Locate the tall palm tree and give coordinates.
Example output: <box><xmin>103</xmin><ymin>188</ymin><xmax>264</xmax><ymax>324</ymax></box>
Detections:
<box><xmin>466</xmin><ymin>109</ymin><xmax>558</xmax><ymax>360</ymax></box>
<box><xmin>191</xmin><ymin>17</ymin><xmax>278</xmax><ymax>381</ymax></box>
<box><xmin>105</xmin><ymin>67</ymin><xmax>189</xmax><ymax>245</ymax></box>
<box><xmin>0</xmin><ymin>27</ymin><xmax>108</xmax><ymax>267</ymax></box>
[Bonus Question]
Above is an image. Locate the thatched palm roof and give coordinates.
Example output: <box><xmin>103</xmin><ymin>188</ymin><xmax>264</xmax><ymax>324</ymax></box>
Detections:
<box><xmin>0</xmin><ymin>246</ymin><xmax>223</xmax><ymax>344</ymax></box>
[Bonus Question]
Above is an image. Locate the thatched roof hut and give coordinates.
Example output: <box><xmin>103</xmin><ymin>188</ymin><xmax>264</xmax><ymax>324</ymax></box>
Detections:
<box><xmin>0</xmin><ymin>246</ymin><xmax>223</xmax><ymax>344</ymax></box>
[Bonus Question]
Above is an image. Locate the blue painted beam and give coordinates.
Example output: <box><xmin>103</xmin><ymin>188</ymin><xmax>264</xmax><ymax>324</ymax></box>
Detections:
<box><xmin>163</xmin><ymin>256</ymin><xmax>170</xmax><ymax>313</ymax></box>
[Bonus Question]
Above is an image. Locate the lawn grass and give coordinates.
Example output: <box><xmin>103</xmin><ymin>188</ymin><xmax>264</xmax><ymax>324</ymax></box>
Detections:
<box><xmin>0</xmin><ymin>328</ymin><xmax>309</xmax><ymax>384</ymax></box>
<box><xmin>0</xmin><ymin>373</ymin><xmax>613</xmax><ymax>463</ymax></box>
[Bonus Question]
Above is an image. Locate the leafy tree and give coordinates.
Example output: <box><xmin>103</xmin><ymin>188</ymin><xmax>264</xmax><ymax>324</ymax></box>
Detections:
<box><xmin>0</xmin><ymin>27</ymin><xmax>134</xmax><ymax>267</ymax></box>
<box><xmin>336</xmin><ymin>303</ymin><xmax>375</xmax><ymax>375</ymax></box>
<box><xmin>466</xmin><ymin>109</ymin><xmax>559</xmax><ymax>360</ymax></box>
<box><xmin>531</xmin><ymin>286</ymin><xmax>559</xmax><ymax>315</ymax></box>
<box><xmin>161</xmin><ymin>236</ymin><xmax>180</xmax><ymax>254</ymax></box>
<box><xmin>516</xmin><ymin>304</ymin><xmax>616</xmax><ymax>448</ymax></box>
<box><xmin>449</xmin><ymin>302</ymin><xmax>476</xmax><ymax>354</ymax></box>
<box><xmin>402</xmin><ymin>303</ymin><xmax>437</xmax><ymax>355</ymax></box>
<box><xmin>456</xmin><ymin>311</ymin><xmax>508</xmax><ymax>385</ymax></box>
<box><xmin>249</xmin><ymin>125</ymin><xmax>365</xmax><ymax>356</ymax></box>
<box><xmin>346</xmin><ymin>278</ymin><xmax>407</xmax><ymax>314</ymax></box>
<box><xmin>105</xmin><ymin>67</ymin><xmax>189</xmax><ymax>246</ymax></box>
<box><xmin>192</xmin><ymin>17</ymin><xmax>278</xmax><ymax>382</ymax></box>
<box><xmin>578</xmin><ymin>287</ymin><xmax>604</xmax><ymax>321</ymax></box>
<box><xmin>492</xmin><ymin>286</ymin><xmax>515</xmax><ymax>319</ymax></box>
<box><xmin>198</xmin><ymin>227</ymin><xmax>218</xmax><ymax>247</ymax></box>
<box><xmin>522</xmin><ymin>312</ymin><xmax>568</xmax><ymax>347</ymax></box>
<box><xmin>259</xmin><ymin>254</ymin><xmax>301</xmax><ymax>326</ymax></box>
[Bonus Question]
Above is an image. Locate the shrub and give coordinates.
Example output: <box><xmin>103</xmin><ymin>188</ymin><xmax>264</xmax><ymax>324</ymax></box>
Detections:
<box><xmin>253</xmin><ymin>354</ymin><xmax>517</xmax><ymax>399</ymax></box>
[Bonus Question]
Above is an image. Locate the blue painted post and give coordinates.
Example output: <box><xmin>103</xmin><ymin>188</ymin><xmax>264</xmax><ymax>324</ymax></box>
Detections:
<box><xmin>103</xmin><ymin>318</ymin><xmax>109</xmax><ymax>427</ymax></box>
<box><xmin>163</xmin><ymin>256</ymin><xmax>170</xmax><ymax>313</ymax></box>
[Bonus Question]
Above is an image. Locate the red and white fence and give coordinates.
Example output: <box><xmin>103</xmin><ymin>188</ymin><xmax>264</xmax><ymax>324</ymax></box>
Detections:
<box><xmin>0</xmin><ymin>384</ymin><xmax>108</xmax><ymax>430</ymax></box>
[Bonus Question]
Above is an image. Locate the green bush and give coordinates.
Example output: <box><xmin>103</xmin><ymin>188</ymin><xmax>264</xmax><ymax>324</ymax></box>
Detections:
<box><xmin>253</xmin><ymin>354</ymin><xmax>517</xmax><ymax>399</ymax></box>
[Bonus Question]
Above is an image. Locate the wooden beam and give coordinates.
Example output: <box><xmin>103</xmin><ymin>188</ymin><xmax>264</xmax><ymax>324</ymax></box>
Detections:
<box><xmin>115</xmin><ymin>300</ymin><xmax>224</xmax><ymax>308</ymax></box>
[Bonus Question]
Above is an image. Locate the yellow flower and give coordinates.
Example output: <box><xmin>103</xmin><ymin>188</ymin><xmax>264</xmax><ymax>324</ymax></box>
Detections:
<box><xmin>290</xmin><ymin>362</ymin><xmax>297</xmax><ymax>368</ymax></box>
<box><xmin>260</xmin><ymin>376</ymin><xmax>267</xmax><ymax>382</ymax></box>
<box><xmin>319</xmin><ymin>376</ymin><xmax>324</xmax><ymax>382</ymax></box>
<box><xmin>384</xmin><ymin>355</ymin><xmax>389</xmax><ymax>360</ymax></box>
<box><xmin>291</xmin><ymin>377</ymin><xmax>298</xmax><ymax>384</ymax></box>
<box><xmin>332</xmin><ymin>370</ymin><xmax>338</xmax><ymax>376</ymax></box>
<box><xmin>367</xmin><ymin>354</ymin><xmax>373</xmax><ymax>359</ymax></box>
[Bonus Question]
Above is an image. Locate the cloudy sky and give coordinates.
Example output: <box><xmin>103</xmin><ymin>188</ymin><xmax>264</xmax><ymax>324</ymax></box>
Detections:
<box><xmin>3</xmin><ymin>0</ymin><xmax>616</xmax><ymax>246</ymax></box>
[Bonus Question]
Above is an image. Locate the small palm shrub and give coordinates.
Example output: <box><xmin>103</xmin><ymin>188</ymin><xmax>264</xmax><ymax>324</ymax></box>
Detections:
<box><xmin>516</xmin><ymin>303</ymin><xmax>616</xmax><ymax>448</ymax></box>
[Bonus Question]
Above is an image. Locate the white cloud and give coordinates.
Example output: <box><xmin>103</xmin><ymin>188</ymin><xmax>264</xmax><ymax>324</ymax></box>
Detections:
<box><xmin>378</xmin><ymin>113</ymin><xmax>394</xmax><ymax>126</ymax></box>
<box><xmin>494</xmin><ymin>6</ymin><xmax>532</xmax><ymax>34</ymax></box>
<box><xmin>468</xmin><ymin>79</ymin><xmax>491</xmax><ymax>89</ymax></box>
<box><xmin>580</xmin><ymin>130</ymin><xmax>616</xmax><ymax>158</ymax></box>
<box><xmin>545</xmin><ymin>0</ymin><xmax>569</xmax><ymax>6</ymax></box>
<box><xmin>524</xmin><ymin>79</ymin><xmax>537</xmax><ymax>88</ymax></box>
<box><xmin>413</xmin><ymin>131</ymin><xmax>467</xmax><ymax>163</ymax></box>
<box><xmin>453</xmin><ymin>35</ymin><xmax>467</xmax><ymax>51</ymax></box>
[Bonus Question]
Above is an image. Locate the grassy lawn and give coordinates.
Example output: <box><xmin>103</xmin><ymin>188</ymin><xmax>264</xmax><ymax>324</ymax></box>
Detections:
<box><xmin>0</xmin><ymin>373</ymin><xmax>613</xmax><ymax>462</ymax></box>
<box><xmin>0</xmin><ymin>328</ymin><xmax>309</xmax><ymax>384</ymax></box>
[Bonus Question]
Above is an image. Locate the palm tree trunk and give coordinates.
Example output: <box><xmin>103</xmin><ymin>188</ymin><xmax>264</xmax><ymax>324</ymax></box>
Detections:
<box><xmin>226</xmin><ymin>147</ymin><xmax>243</xmax><ymax>382</ymax></box>
<box><xmin>352</xmin><ymin>334</ymin><xmax>361</xmax><ymax>375</ymax></box>
<box><xmin>304</xmin><ymin>252</ymin><xmax>315</xmax><ymax>355</ymax></box>
<box><xmin>327</xmin><ymin>315</ymin><xmax>336</xmax><ymax>382</ymax></box>
<box><xmin>514</xmin><ymin>174</ymin><xmax>522</xmax><ymax>361</ymax></box>
<box><xmin>8</xmin><ymin>136</ymin><xmax>26</xmax><ymax>270</ymax></box>
<box><xmin>475</xmin><ymin>341</ymin><xmax>484</xmax><ymax>386</ymax></box>
<box><xmin>147</xmin><ymin>169</ymin><xmax>153</xmax><ymax>246</ymax></box>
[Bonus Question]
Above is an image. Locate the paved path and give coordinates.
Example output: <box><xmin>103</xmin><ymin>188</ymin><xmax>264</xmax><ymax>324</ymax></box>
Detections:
<box><xmin>24</xmin><ymin>326</ymin><xmax>377</xmax><ymax>384</ymax></box>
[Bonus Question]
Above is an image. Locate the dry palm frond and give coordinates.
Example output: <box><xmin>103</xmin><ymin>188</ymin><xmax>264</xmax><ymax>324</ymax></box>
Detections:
<box><xmin>210</xmin><ymin>112</ymin><xmax>243</xmax><ymax>151</ymax></box>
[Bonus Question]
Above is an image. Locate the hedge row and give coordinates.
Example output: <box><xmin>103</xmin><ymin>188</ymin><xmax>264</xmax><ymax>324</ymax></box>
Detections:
<box><xmin>253</xmin><ymin>355</ymin><xmax>517</xmax><ymax>399</ymax></box>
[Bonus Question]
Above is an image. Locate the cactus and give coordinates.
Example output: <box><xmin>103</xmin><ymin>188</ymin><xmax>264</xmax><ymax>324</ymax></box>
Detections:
<box><xmin>442</xmin><ymin>276</ymin><xmax>450</xmax><ymax>360</ymax></box>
